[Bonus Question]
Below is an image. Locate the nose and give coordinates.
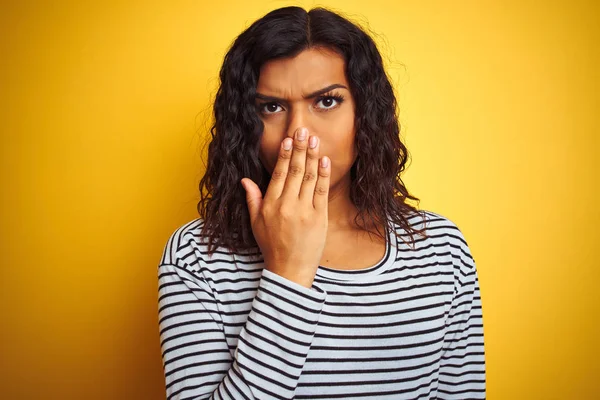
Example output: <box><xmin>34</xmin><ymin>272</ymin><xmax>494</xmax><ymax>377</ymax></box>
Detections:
<box><xmin>286</xmin><ymin>106</ymin><xmax>312</xmax><ymax>139</ymax></box>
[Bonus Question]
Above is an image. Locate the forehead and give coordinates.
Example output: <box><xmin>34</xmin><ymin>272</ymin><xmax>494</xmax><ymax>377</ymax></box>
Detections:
<box><xmin>257</xmin><ymin>47</ymin><xmax>348</xmax><ymax>94</ymax></box>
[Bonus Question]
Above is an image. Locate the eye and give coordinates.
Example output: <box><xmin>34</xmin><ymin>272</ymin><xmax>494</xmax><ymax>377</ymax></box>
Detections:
<box><xmin>260</xmin><ymin>103</ymin><xmax>284</xmax><ymax>114</ymax></box>
<box><xmin>315</xmin><ymin>95</ymin><xmax>345</xmax><ymax>110</ymax></box>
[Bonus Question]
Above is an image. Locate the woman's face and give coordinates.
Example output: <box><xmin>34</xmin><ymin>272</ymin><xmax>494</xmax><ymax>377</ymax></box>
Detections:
<box><xmin>255</xmin><ymin>47</ymin><xmax>357</xmax><ymax>191</ymax></box>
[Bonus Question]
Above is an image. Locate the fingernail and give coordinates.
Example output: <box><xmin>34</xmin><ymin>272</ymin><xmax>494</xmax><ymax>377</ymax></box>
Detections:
<box><xmin>309</xmin><ymin>135</ymin><xmax>318</xmax><ymax>148</ymax></box>
<box><xmin>283</xmin><ymin>138</ymin><xmax>292</xmax><ymax>150</ymax></box>
<box><xmin>297</xmin><ymin>128</ymin><xmax>307</xmax><ymax>141</ymax></box>
<box><xmin>321</xmin><ymin>156</ymin><xmax>329</xmax><ymax>168</ymax></box>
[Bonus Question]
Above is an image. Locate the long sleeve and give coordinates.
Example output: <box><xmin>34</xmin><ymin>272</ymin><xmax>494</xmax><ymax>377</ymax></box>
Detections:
<box><xmin>438</xmin><ymin>229</ymin><xmax>486</xmax><ymax>399</ymax></box>
<box><xmin>157</xmin><ymin>263</ymin><xmax>327</xmax><ymax>400</ymax></box>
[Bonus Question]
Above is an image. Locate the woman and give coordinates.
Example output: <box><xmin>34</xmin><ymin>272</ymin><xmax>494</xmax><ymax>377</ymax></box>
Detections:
<box><xmin>158</xmin><ymin>6</ymin><xmax>486</xmax><ymax>400</ymax></box>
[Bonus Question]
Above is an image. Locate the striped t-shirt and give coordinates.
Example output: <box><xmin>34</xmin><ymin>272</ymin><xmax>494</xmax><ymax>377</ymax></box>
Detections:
<box><xmin>157</xmin><ymin>210</ymin><xmax>486</xmax><ymax>399</ymax></box>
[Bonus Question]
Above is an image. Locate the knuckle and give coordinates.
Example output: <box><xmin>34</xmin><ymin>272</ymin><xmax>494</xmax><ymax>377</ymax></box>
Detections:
<box><xmin>314</xmin><ymin>185</ymin><xmax>328</xmax><ymax>195</ymax></box>
<box><xmin>318</xmin><ymin>169</ymin><xmax>330</xmax><ymax>178</ymax></box>
<box><xmin>293</xmin><ymin>142</ymin><xmax>307</xmax><ymax>152</ymax></box>
<box><xmin>306</xmin><ymin>151</ymin><xmax>319</xmax><ymax>160</ymax></box>
<box><xmin>259</xmin><ymin>205</ymin><xmax>271</xmax><ymax>218</ymax></box>
<box><xmin>278</xmin><ymin>206</ymin><xmax>293</xmax><ymax>219</ymax></box>
<box><xmin>278</xmin><ymin>151</ymin><xmax>291</xmax><ymax>160</ymax></box>
<box><xmin>288</xmin><ymin>165</ymin><xmax>304</xmax><ymax>177</ymax></box>
<box><xmin>302</xmin><ymin>172</ymin><xmax>316</xmax><ymax>182</ymax></box>
<box><xmin>297</xmin><ymin>213</ymin><xmax>309</xmax><ymax>224</ymax></box>
<box><xmin>271</xmin><ymin>169</ymin><xmax>287</xmax><ymax>180</ymax></box>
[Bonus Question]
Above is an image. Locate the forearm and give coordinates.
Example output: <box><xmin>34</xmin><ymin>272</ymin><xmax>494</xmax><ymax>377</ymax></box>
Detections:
<box><xmin>159</xmin><ymin>264</ymin><xmax>326</xmax><ymax>400</ymax></box>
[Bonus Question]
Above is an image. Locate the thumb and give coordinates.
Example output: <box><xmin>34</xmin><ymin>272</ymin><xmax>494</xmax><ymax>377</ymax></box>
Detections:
<box><xmin>240</xmin><ymin>178</ymin><xmax>262</xmax><ymax>222</ymax></box>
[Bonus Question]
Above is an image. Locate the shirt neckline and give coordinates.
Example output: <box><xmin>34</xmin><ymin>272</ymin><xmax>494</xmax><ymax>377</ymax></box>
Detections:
<box><xmin>314</xmin><ymin>222</ymin><xmax>398</xmax><ymax>282</ymax></box>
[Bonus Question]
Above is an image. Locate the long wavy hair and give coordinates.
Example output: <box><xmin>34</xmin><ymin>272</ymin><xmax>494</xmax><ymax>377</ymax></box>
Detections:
<box><xmin>198</xmin><ymin>6</ymin><xmax>427</xmax><ymax>255</ymax></box>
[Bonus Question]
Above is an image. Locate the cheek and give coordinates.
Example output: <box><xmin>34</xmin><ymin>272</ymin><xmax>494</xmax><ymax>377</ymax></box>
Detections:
<box><xmin>258</xmin><ymin>131</ymin><xmax>281</xmax><ymax>173</ymax></box>
<box><xmin>318</xmin><ymin>114</ymin><xmax>356</xmax><ymax>163</ymax></box>
<box><xmin>322</xmin><ymin>133</ymin><xmax>356</xmax><ymax>169</ymax></box>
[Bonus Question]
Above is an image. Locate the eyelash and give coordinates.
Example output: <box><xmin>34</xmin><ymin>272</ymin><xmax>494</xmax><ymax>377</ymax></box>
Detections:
<box><xmin>258</xmin><ymin>92</ymin><xmax>346</xmax><ymax>115</ymax></box>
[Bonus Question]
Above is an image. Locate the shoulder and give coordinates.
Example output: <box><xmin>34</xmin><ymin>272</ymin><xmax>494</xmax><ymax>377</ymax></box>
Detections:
<box><xmin>158</xmin><ymin>217</ymin><xmax>205</xmax><ymax>267</ymax></box>
<box><xmin>402</xmin><ymin>210</ymin><xmax>479</xmax><ymax>295</ymax></box>
<box><xmin>404</xmin><ymin>209</ymin><xmax>476</xmax><ymax>266</ymax></box>
<box><xmin>158</xmin><ymin>217</ymin><xmax>262</xmax><ymax>276</ymax></box>
<box><xmin>405</xmin><ymin>209</ymin><xmax>470</xmax><ymax>246</ymax></box>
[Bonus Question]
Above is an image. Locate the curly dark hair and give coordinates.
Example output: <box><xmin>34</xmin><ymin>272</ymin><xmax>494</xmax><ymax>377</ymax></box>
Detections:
<box><xmin>198</xmin><ymin>6</ymin><xmax>427</xmax><ymax>255</ymax></box>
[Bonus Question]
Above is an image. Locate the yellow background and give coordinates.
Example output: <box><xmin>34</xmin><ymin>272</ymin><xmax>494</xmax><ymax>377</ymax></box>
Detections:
<box><xmin>1</xmin><ymin>0</ymin><xmax>598</xmax><ymax>398</ymax></box>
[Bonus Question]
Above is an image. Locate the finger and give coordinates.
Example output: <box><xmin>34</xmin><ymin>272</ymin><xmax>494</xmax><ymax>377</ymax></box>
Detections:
<box><xmin>241</xmin><ymin>178</ymin><xmax>263</xmax><ymax>224</ymax></box>
<box><xmin>299</xmin><ymin>135</ymin><xmax>320</xmax><ymax>203</ymax></box>
<box><xmin>281</xmin><ymin>127</ymin><xmax>308</xmax><ymax>199</ymax></box>
<box><xmin>313</xmin><ymin>156</ymin><xmax>331</xmax><ymax>212</ymax></box>
<box><xmin>263</xmin><ymin>137</ymin><xmax>293</xmax><ymax>201</ymax></box>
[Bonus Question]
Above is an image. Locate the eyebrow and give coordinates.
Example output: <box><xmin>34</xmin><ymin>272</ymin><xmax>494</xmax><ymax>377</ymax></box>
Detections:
<box><xmin>255</xmin><ymin>83</ymin><xmax>348</xmax><ymax>103</ymax></box>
